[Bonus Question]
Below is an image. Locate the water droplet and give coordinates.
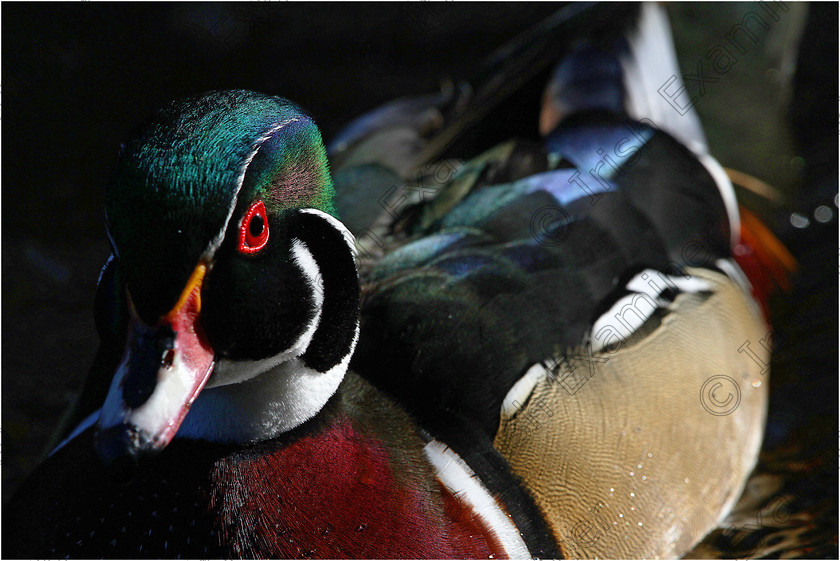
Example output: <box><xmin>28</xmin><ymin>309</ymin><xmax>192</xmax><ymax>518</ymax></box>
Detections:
<box><xmin>630</xmin><ymin>492</ymin><xmax>635</xmax><ymax>497</ymax></box>
<box><xmin>752</xmin><ymin>380</ymin><xmax>762</xmax><ymax>388</ymax></box>
<box><xmin>630</xmin><ymin>506</ymin><xmax>636</xmax><ymax>511</ymax></box>
<box><xmin>647</xmin><ymin>452</ymin><xmax>652</xmax><ymax>458</ymax></box>
<box><xmin>790</xmin><ymin>212</ymin><xmax>810</xmax><ymax>228</ymax></box>
<box><xmin>619</xmin><ymin>513</ymin><xmax>624</xmax><ymax>518</ymax></box>
<box><xmin>641</xmin><ymin>475</ymin><xmax>647</xmax><ymax>480</ymax></box>
<box><xmin>610</xmin><ymin>488</ymin><xmax>615</xmax><ymax>492</ymax></box>
<box><xmin>638</xmin><ymin>522</ymin><xmax>643</xmax><ymax>527</ymax></box>
<box><xmin>684</xmin><ymin>477</ymin><xmax>690</xmax><ymax>483</ymax></box>
<box><xmin>637</xmin><ymin>464</ymin><xmax>642</xmax><ymax>469</ymax></box>
<box><xmin>629</xmin><ymin>471</ymin><xmax>635</xmax><ymax>476</ymax></box>
<box><xmin>815</xmin><ymin>205</ymin><xmax>833</xmax><ymax>223</ymax></box>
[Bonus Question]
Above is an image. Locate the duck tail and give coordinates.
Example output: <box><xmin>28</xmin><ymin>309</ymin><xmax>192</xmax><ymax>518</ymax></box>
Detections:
<box><xmin>540</xmin><ymin>4</ymin><xmax>708</xmax><ymax>155</ymax></box>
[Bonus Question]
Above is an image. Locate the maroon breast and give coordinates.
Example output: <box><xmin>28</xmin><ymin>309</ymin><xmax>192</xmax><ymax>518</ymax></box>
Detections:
<box><xmin>4</xmin><ymin>414</ymin><xmax>505</xmax><ymax>558</ymax></box>
<box><xmin>206</xmin><ymin>414</ymin><xmax>504</xmax><ymax>558</ymax></box>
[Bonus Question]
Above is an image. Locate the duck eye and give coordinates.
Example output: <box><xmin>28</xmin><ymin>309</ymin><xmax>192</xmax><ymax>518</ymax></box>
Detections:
<box><xmin>249</xmin><ymin>214</ymin><xmax>264</xmax><ymax>238</ymax></box>
<box><xmin>238</xmin><ymin>200</ymin><xmax>270</xmax><ymax>254</ymax></box>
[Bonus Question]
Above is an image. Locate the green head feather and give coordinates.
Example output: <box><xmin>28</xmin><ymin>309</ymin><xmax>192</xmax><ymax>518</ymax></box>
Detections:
<box><xmin>106</xmin><ymin>90</ymin><xmax>335</xmax><ymax>322</ymax></box>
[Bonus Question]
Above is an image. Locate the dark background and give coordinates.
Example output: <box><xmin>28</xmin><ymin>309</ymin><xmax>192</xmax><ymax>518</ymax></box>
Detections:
<box><xmin>3</xmin><ymin>3</ymin><xmax>837</xmax><ymax>557</ymax></box>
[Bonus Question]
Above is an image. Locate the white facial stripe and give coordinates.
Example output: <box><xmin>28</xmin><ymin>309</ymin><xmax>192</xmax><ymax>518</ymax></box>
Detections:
<box><xmin>298</xmin><ymin>208</ymin><xmax>357</xmax><ymax>258</ymax></box>
<box><xmin>204</xmin><ymin>117</ymin><xmax>301</xmax><ymax>259</ymax></box>
<box><xmin>211</xmin><ymin>210</ymin><xmax>353</xmax><ymax>387</ymax></box>
<box><xmin>206</xmin><ymin>239</ymin><xmax>325</xmax><ymax>388</ymax></box>
<box><xmin>178</xmin><ymin>209</ymin><xmax>360</xmax><ymax>443</ymax></box>
<box><xmin>423</xmin><ymin>440</ymin><xmax>531</xmax><ymax>559</ymax></box>
<box><xmin>290</xmin><ymin>238</ymin><xmax>326</xmax><ymax>321</ymax></box>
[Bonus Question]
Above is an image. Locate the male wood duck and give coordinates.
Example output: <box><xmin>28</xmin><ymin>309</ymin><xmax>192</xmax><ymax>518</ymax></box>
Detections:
<box><xmin>5</xmin><ymin>5</ymin><xmax>793</xmax><ymax>559</ymax></box>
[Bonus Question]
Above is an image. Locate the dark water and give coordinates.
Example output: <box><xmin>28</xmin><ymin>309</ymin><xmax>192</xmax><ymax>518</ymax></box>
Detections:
<box><xmin>3</xmin><ymin>3</ymin><xmax>836</xmax><ymax>557</ymax></box>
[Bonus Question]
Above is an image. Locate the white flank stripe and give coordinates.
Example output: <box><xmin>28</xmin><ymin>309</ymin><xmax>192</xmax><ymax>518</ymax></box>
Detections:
<box><xmin>715</xmin><ymin>258</ymin><xmax>751</xmax><ymax>294</ymax></box>
<box><xmin>500</xmin><ymin>363</ymin><xmax>546</xmax><ymax>418</ymax></box>
<box><xmin>591</xmin><ymin>269</ymin><xmax>711</xmax><ymax>352</ymax></box>
<box><xmin>625</xmin><ymin>268</ymin><xmax>711</xmax><ymax>296</ymax></box>
<box><xmin>716</xmin><ymin>257</ymin><xmax>763</xmax><ymax>320</ymax></box>
<box><xmin>424</xmin><ymin>440</ymin><xmax>531</xmax><ymax>559</ymax></box>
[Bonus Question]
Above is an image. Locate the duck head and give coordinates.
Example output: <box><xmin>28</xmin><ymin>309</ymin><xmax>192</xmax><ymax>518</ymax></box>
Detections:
<box><xmin>94</xmin><ymin>91</ymin><xmax>359</xmax><ymax>463</ymax></box>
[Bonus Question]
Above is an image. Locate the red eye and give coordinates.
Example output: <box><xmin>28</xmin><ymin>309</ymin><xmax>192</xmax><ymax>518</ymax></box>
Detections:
<box><xmin>238</xmin><ymin>200</ymin><xmax>269</xmax><ymax>254</ymax></box>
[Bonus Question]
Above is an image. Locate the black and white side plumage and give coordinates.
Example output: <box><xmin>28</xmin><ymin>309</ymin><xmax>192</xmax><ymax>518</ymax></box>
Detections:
<box><xmin>332</xmin><ymin>4</ymin><xmax>771</xmax><ymax>557</ymax></box>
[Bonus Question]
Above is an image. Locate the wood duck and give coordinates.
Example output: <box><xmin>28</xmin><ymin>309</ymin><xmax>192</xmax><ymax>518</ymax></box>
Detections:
<box><xmin>5</xmin><ymin>5</ymin><xmax>793</xmax><ymax>559</ymax></box>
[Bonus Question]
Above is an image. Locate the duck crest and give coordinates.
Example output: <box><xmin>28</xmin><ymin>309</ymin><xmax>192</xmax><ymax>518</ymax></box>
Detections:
<box><xmin>244</xmin><ymin>117</ymin><xmax>337</xmax><ymax>217</ymax></box>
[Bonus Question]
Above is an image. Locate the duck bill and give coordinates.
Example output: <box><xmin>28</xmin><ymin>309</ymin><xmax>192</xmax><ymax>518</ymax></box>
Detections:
<box><xmin>95</xmin><ymin>263</ymin><xmax>214</xmax><ymax>464</ymax></box>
